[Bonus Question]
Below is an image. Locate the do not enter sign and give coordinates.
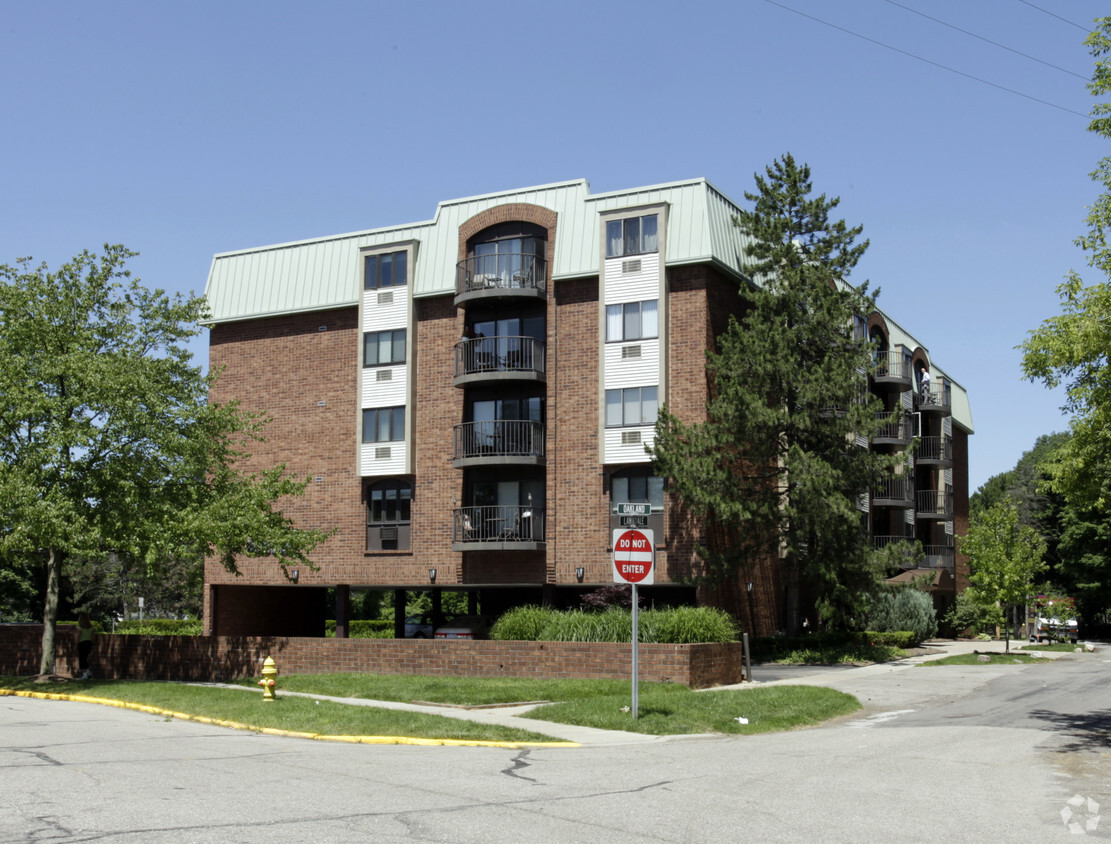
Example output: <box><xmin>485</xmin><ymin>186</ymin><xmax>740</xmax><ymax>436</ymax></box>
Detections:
<box><xmin>613</xmin><ymin>528</ymin><xmax>654</xmax><ymax>585</ymax></box>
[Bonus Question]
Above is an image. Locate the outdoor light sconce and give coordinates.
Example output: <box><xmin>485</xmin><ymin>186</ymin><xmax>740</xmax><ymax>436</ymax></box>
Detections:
<box><xmin>429</xmin><ymin>568</ymin><xmax>437</xmax><ymax>584</ymax></box>
<box><xmin>746</xmin><ymin>581</ymin><xmax>753</xmax><ymax>592</ymax></box>
<box><xmin>290</xmin><ymin>569</ymin><xmax>299</xmax><ymax>584</ymax></box>
<box><xmin>576</xmin><ymin>567</ymin><xmax>585</xmax><ymax>583</ymax></box>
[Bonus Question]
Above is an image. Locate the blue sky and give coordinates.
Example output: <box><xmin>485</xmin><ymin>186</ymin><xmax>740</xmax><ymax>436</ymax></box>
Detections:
<box><xmin>2</xmin><ymin>1</ymin><xmax>1105</xmax><ymax>493</ymax></box>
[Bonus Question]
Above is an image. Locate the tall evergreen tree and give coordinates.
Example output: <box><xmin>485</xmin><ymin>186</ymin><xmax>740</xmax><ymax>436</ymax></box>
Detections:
<box><xmin>652</xmin><ymin>154</ymin><xmax>894</xmax><ymax>631</ymax></box>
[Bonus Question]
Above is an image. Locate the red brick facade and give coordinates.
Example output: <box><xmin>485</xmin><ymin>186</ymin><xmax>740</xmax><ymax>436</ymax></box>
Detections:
<box><xmin>0</xmin><ymin>626</ymin><xmax>744</xmax><ymax>689</ymax></box>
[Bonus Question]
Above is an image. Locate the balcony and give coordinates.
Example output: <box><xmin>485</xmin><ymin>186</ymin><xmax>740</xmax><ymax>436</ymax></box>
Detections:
<box><xmin>873</xmin><ymin>535</ymin><xmax>919</xmax><ymax>568</ymax></box>
<box><xmin>452</xmin><ymin>505</ymin><xmax>546</xmax><ymax>551</ymax></box>
<box><xmin>874</xmin><ymin>410</ymin><xmax>915</xmax><ymax>446</ymax></box>
<box><xmin>915</xmin><ymin>436</ymin><xmax>953</xmax><ymax>466</ymax></box>
<box><xmin>874</xmin><ymin>476</ymin><xmax>914</xmax><ymax>508</ymax></box>
<box><xmin>453</xmin><ymin>336</ymin><xmax>546</xmax><ymax>387</ymax></box>
<box><xmin>455</xmin><ymin>254</ymin><xmax>547</xmax><ymax>306</ymax></box>
<box><xmin>917</xmin><ymin>489</ymin><xmax>954</xmax><ymax>520</ymax></box>
<box><xmin>917</xmin><ymin>381</ymin><xmax>952</xmax><ymax>415</ymax></box>
<box><xmin>873</xmin><ymin>350</ymin><xmax>912</xmax><ymax>390</ymax></box>
<box><xmin>923</xmin><ymin>545</ymin><xmax>956</xmax><ymax>570</ymax></box>
<box><xmin>452</xmin><ymin>420</ymin><xmax>545</xmax><ymax>468</ymax></box>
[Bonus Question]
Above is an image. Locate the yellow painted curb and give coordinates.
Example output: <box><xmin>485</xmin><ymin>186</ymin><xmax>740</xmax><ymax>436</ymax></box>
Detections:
<box><xmin>0</xmin><ymin>688</ymin><xmax>579</xmax><ymax>748</ymax></box>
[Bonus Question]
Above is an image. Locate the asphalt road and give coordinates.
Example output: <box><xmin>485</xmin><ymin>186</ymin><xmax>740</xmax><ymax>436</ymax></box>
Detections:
<box><xmin>2</xmin><ymin>646</ymin><xmax>1108</xmax><ymax>842</ymax></box>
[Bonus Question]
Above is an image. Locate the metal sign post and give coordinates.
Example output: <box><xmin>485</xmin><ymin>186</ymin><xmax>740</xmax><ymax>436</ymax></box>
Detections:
<box><xmin>631</xmin><ymin>583</ymin><xmax>639</xmax><ymax>719</ymax></box>
<box><xmin>613</xmin><ymin>528</ymin><xmax>654</xmax><ymax>721</ymax></box>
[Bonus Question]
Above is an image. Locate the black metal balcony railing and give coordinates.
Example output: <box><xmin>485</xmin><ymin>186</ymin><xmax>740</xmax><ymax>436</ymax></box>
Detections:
<box><xmin>453</xmin><ymin>420</ymin><xmax>545</xmax><ymax>462</ymax></box>
<box><xmin>456</xmin><ymin>254</ymin><xmax>547</xmax><ymax>297</ymax></box>
<box><xmin>874</xmin><ymin>476</ymin><xmax>915</xmax><ymax>506</ymax></box>
<box><xmin>874</xmin><ymin>410</ymin><xmax>915</xmax><ymax>442</ymax></box>
<box><xmin>917</xmin><ymin>489</ymin><xmax>954</xmax><ymax>517</ymax></box>
<box><xmin>873</xmin><ymin>534</ymin><xmax>916</xmax><ymax>550</ymax></box>
<box><xmin>874</xmin><ymin>350</ymin><xmax>911</xmax><ymax>382</ymax></box>
<box><xmin>923</xmin><ymin>545</ymin><xmax>956</xmax><ymax>570</ymax></box>
<box><xmin>917</xmin><ymin>381</ymin><xmax>952</xmax><ymax>412</ymax></box>
<box><xmin>454</xmin><ymin>336</ymin><xmax>545</xmax><ymax>380</ymax></box>
<box><xmin>916</xmin><ymin>436</ymin><xmax>953</xmax><ymax>464</ymax></box>
<box><xmin>452</xmin><ymin>505</ymin><xmax>546</xmax><ymax>544</ymax></box>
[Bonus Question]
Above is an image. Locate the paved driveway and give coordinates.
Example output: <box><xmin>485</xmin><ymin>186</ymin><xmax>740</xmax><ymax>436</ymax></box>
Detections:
<box><xmin>2</xmin><ymin>642</ymin><xmax>1107</xmax><ymax>841</ymax></box>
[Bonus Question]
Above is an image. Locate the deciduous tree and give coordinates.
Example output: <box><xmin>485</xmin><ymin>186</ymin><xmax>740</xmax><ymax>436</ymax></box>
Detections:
<box><xmin>0</xmin><ymin>245</ymin><xmax>329</xmax><ymax>674</ymax></box>
<box><xmin>958</xmin><ymin>502</ymin><xmax>1047</xmax><ymax>653</ymax></box>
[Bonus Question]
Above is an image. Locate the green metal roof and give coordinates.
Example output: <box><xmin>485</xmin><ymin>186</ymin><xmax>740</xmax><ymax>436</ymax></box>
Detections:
<box><xmin>203</xmin><ymin>177</ymin><xmax>971</xmax><ymax>432</ymax></box>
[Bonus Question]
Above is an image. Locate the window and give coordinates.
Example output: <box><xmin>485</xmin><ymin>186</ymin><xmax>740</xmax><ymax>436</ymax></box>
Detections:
<box><xmin>364</xmin><ymin>250</ymin><xmax>408</xmax><ymax>290</ymax></box>
<box><xmin>606</xmin><ymin>300</ymin><xmax>658</xmax><ymax>342</ymax></box>
<box><xmin>605</xmin><ymin>214</ymin><xmax>659</xmax><ymax>258</ymax></box>
<box><xmin>605</xmin><ymin>386</ymin><xmax>658</xmax><ymax>427</ymax></box>
<box><xmin>362</xmin><ymin>407</ymin><xmax>405</xmax><ymax>443</ymax></box>
<box><xmin>364</xmin><ymin>329</ymin><xmax>406</xmax><ymax>367</ymax></box>
<box><xmin>611</xmin><ymin>469</ymin><xmax>664</xmax><ymax>513</ymax></box>
<box><xmin>367</xmin><ymin>479</ymin><xmax>411</xmax><ymax>551</ymax></box>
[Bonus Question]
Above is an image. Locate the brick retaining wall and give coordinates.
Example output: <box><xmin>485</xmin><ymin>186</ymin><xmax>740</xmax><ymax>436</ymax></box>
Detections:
<box><xmin>0</xmin><ymin>626</ymin><xmax>744</xmax><ymax>689</ymax></box>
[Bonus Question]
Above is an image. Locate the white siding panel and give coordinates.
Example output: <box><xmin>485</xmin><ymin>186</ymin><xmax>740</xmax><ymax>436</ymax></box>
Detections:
<box><xmin>604</xmin><ymin>253</ymin><xmax>660</xmax><ymax>303</ymax></box>
<box><xmin>362</xmin><ymin>286</ymin><xmax>409</xmax><ymax>332</ymax></box>
<box><xmin>603</xmin><ymin>428</ymin><xmax>655</xmax><ymax>464</ymax></box>
<box><xmin>360</xmin><ymin>441</ymin><xmax>407</xmax><ymax>477</ymax></box>
<box><xmin>361</xmin><ymin>366</ymin><xmax>408</xmax><ymax>408</ymax></box>
<box><xmin>604</xmin><ymin>341</ymin><xmax>659</xmax><ymax>388</ymax></box>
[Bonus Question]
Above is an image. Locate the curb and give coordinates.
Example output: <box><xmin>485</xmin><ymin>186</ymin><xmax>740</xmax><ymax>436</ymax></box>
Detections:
<box><xmin>0</xmin><ymin>688</ymin><xmax>580</xmax><ymax>749</ymax></box>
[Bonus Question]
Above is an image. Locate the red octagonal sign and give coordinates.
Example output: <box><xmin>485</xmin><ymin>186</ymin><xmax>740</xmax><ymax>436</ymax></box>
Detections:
<box><xmin>613</xmin><ymin>528</ymin><xmax>654</xmax><ymax>585</ymax></box>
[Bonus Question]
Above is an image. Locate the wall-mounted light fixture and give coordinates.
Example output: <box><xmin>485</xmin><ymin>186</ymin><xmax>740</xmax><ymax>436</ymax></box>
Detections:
<box><xmin>576</xmin><ymin>567</ymin><xmax>585</xmax><ymax>583</ymax></box>
<box><xmin>429</xmin><ymin>568</ymin><xmax>437</xmax><ymax>584</ymax></box>
<box><xmin>291</xmin><ymin>569</ymin><xmax>299</xmax><ymax>584</ymax></box>
<box><xmin>746</xmin><ymin>581</ymin><xmax>753</xmax><ymax>593</ymax></box>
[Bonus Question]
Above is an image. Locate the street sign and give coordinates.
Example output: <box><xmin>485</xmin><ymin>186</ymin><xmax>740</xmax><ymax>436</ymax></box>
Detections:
<box><xmin>616</xmin><ymin>503</ymin><xmax>650</xmax><ymax>516</ymax></box>
<box><xmin>620</xmin><ymin>515</ymin><xmax>648</xmax><ymax>527</ymax></box>
<box><xmin>612</xmin><ymin>528</ymin><xmax>654</xmax><ymax>585</ymax></box>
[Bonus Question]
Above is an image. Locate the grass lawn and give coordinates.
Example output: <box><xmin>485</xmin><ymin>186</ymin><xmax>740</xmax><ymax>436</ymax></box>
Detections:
<box><xmin>918</xmin><ymin>653</ymin><xmax>1050</xmax><ymax>666</ymax></box>
<box><xmin>0</xmin><ymin>673</ymin><xmax>860</xmax><ymax>739</ymax></box>
<box><xmin>524</xmin><ymin>683</ymin><xmax>860</xmax><ymax>735</ymax></box>
<box><xmin>1019</xmin><ymin>642</ymin><xmax>1094</xmax><ymax>652</ymax></box>
<box><xmin>0</xmin><ymin>677</ymin><xmax>558</xmax><ymax>744</ymax></box>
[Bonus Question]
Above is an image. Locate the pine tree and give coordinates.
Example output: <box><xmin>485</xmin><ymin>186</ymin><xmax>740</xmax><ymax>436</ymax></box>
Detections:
<box><xmin>652</xmin><ymin>154</ymin><xmax>893</xmax><ymax>631</ymax></box>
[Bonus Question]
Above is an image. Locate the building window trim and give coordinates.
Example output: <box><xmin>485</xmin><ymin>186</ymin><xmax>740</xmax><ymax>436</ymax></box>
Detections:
<box><xmin>605</xmin><ymin>214</ymin><xmax>659</xmax><ymax>259</ymax></box>
<box><xmin>364</xmin><ymin>250</ymin><xmax>409</xmax><ymax>290</ymax></box>
<box><xmin>362</xmin><ymin>406</ymin><xmax>406</xmax><ymax>443</ymax></box>
<box><xmin>606</xmin><ymin>300</ymin><xmax>659</xmax><ymax>343</ymax></box>
<box><xmin>363</xmin><ymin>328</ymin><xmax>407</xmax><ymax>368</ymax></box>
<box><xmin>605</xmin><ymin>386</ymin><xmax>659</xmax><ymax>428</ymax></box>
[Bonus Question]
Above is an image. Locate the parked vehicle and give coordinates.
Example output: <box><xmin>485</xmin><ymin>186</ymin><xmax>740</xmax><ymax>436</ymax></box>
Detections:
<box><xmin>404</xmin><ymin>614</ymin><xmax>434</xmax><ymax>638</ymax></box>
<box><xmin>433</xmin><ymin>615</ymin><xmax>488</xmax><ymax>640</ymax></box>
<box><xmin>1029</xmin><ymin>595</ymin><xmax>1079</xmax><ymax>644</ymax></box>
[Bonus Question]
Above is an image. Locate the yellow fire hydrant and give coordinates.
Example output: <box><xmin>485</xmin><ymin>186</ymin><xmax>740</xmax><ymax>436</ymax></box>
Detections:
<box><xmin>258</xmin><ymin>656</ymin><xmax>278</xmax><ymax>702</ymax></box>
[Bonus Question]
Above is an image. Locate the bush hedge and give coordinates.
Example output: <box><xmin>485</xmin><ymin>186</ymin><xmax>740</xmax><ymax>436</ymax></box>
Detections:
<box><xmin>324</xmin><ymin>619</ymin><xmax>393</xmax><ymax>638</ymax></box>
<box><xmin>749</xmin><ymin>630</ymin><xmax>917</xmax><ymax>662</ymax></box>
<box><xmin>488</xmin><ymin>605</ymin><xmax>738</xmax><ymax>644</ymax></box>
<box><xmin>111</xmin><ymin>619</ymin><xmax>203</xmax><ymax>636</ymax></box>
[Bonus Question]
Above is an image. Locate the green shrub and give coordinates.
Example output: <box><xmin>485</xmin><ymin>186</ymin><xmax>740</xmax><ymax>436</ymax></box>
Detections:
<box><xmin>650</xmin><ymin>606</ymin><xmax>738</xmax><ymax>644</ymax></box>
<box><xmin>487</xmin><ymin>605</ymin><xmax>557</xmax><ymax>641</ymax></box>
<box><xmin>943</xmin><ymin>589</ymin><xmax>1002</xmax><ymax>636</ymax></box>
<box><xmin>863</xmin><ymin>588</ymin><xmax>937</xmax><ymax>644</ymax></box>
<box><xmin>749</xmin><ymin>630</ymin><xmax>915</xmax><ymax>662</ymax></box>
<box><xmin>325</xmin><ymin>619</ymin><xmax>392</xmax><ymax>638</ymax></box>
<box><xmin>488</xmin><ymin>605</ymin><xmax>738</xmax><ymax>644</ymax></box>
<box><xmin>112</xmin><ymin>619</ymin><xmax>202</xmax><ymax>636</ymax></box>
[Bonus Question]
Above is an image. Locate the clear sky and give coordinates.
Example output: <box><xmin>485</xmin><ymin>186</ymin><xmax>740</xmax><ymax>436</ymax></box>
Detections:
<box><xmin>2</xmin><ymin>0</ymin><xmax>1105</xmax><ymax>494</ymax></box>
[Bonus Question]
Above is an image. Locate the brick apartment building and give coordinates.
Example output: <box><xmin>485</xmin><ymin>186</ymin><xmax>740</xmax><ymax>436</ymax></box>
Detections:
<box><xmin>202</xmin><ymin>178</ymin><xmax>973</xmax><ymax>638</ymax></box>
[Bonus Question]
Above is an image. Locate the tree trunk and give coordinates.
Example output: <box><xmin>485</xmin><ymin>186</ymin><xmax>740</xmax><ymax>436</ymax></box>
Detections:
<box><xmin>784</xmin><ymin>555</ymin><xmax>800</xmax><ymax>636</ymax></box>
<box><xmin>39</xmin><ymin>548</ymin><xmax>62</xmax><ymax>675</ymax></box>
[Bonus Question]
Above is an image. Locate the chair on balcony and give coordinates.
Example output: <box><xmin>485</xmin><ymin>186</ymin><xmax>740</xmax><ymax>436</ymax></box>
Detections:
<box><xmin>498</xmin><ymin>510</ymin><xmax>521</xmax><ymax>541</ymax></box>
<box><xmin>462</xmin><ymin>515</ymin><xmax>476</xmax><ymax>541</ymax></box>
